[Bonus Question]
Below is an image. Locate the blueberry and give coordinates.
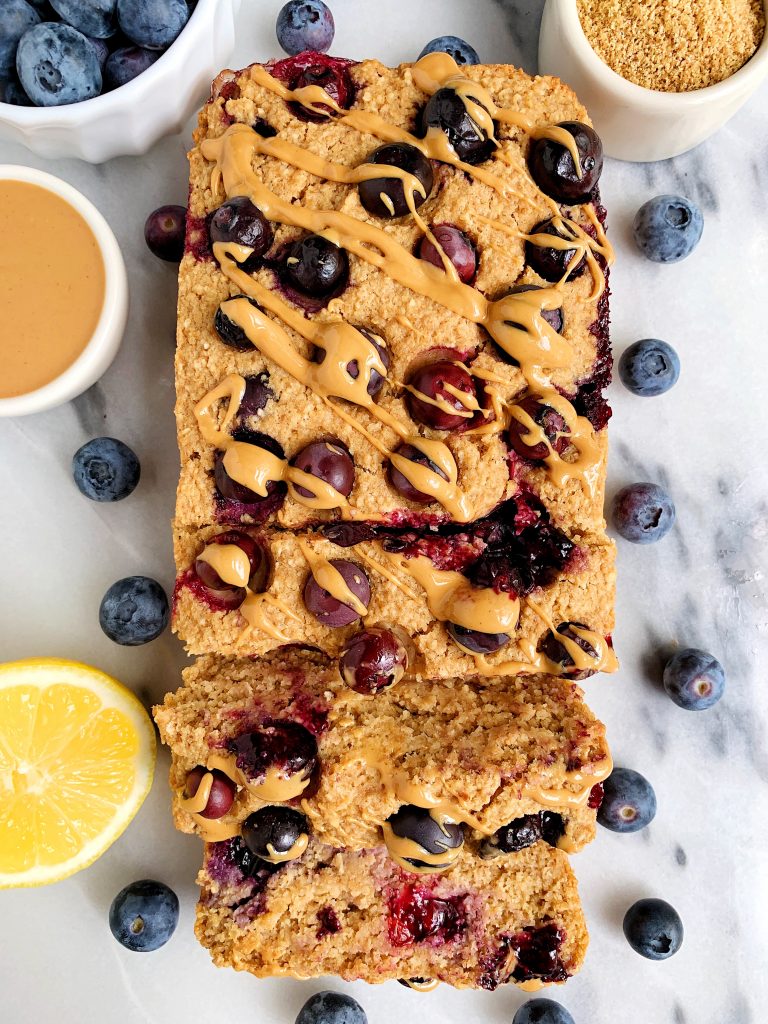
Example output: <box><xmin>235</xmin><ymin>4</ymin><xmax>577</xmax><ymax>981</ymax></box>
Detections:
<box><xmin>663</xmin><ymin>648</ymin><xmax>725</xmax><ymax>710</ymax></box>
<box><xmin>105</xmin><ymin>45</ymin><xmax>158</xmax><ymax>88</ymax></box>
<box><xmin>597</xmin><ymin>767</ymin><xmax>657</xmax><ymax>833</ymax></box>
<box><xmin>276</xmin><ymin>0</ymin><xmax>334</xmax><ymax>56</ymax></box>
<box><xmin>633</xmin><ymin>195</ymin><xmax>703</xmax><ymax>263</ymax></box>
<box><xmin>0</xmin><ymin>0</ymin><xmax>40</xmax><ymax>76</ymax></box>
<box><xmin>86</xmin><ymin>35</ymin><xmax>110</xmax><ymax>69</ymax></box>
<box><xmin>282</xmin><ymin>234</ymin><xmax>349</xmax><ymax>299</ymax></box>
<box><xmin>145</xmin><ymin>205</ymin><xmax>186</xmax><ymax>262</ymax></box>
<box><xmin>619</xmin><ymin>339</ymin><xmax>680</xmax><ymax>397</ymax></box>
<box><xmin>117</xmin><ymin>0</ymin><xmax>189</xmax><ymax>50</ymax></box>
<box><xmin>612</xmin><ymin>482</ymin><xmax>675</xmax><ymax>544</ymax></box>
<box><xmin>16</xmin><ymin>22</ymin><xmax>101</xmax><ymax>105</ymax></box>
<box><xmin>49</xmin><ymin>0</ymin><xmax>117</xmax><ymax>40</ymax></box>
<box><xmin>72</xmin><ymin>437</ymin><xmax>141</xmax><ymax>502</ymax></box>
<box><xmin>528</xmin><ymin>121</ymin><xmax>603</xmax><ymax>205</ymax></box>
<box><xmin>358</xmin><ymin>143</ymin><xmax>434</xmax><ymax>219</ymax></box>
<box><xmin>623</xmin><ymin>898</ymin><xmax>683</xmax><ymax>960</ymax></box>
<box><xmin>418</xmin><ymin>35</ymin><xmax>479</xmax><ymax>66</ymax></box>
<box><xmin>512</xmin><ymin>998</ymin><xmax>575</xmax><ymax>1024</ymax></box>
<box><xmin>295</xmin><ymin>991</ymin><xmax>368</xmax><ymax>1024</ymax></box>
<box><xmin>99</xmin><ymin>576</ymin><xmax>170</xmax><ymax>645</ymax></box>
<box><xmin>2</xmin><ymin>75</ymin><xmax>32</xmax><ymax>104</ymax></box>
<box><xmin>109</xmin><ymin>880</ymin><xmax>179</xmax><ymax>952</ymax></box>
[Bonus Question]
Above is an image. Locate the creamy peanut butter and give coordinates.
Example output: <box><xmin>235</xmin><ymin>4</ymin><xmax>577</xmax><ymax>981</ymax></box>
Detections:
<box><xmin>0</xmin><ymin>181</ymin><xmax>105</xmax><ymax>399</ymax></box>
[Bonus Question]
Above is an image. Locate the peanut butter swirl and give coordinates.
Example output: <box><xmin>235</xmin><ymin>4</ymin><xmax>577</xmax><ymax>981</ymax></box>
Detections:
<box><xmin>382</xmin><ymin>811</ymin><xmax>463</xmax><ymax>874</ymax></box>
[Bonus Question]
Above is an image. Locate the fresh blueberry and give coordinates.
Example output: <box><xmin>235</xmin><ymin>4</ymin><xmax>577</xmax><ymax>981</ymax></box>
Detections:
<box><xmin>49</xmin><ymin>0</ymin><xmax>117</xmax><ymax>40</ymax></box>
<box><xmin>418</xmin><ymin>36</ymin><xmax>479</xmax><ymax>66</ymax></box>
<box><xmin>619</xmin><ymin>339</ymin><xmax>680</xmax><ymax>397</ymax></box>
<box><xmin>72</xmin><ymin>437</ymin><xmax>141</xmax><ymax>502</ymax></box>
<box><xmin>105</xmin><ymin>45</ymin><xmax>158</xmax><ymax>88</ymax></box>
<box><xmin>623</xmin><ymin>898</ymin><xmax>683</xmax><ymax>960</ymax></box>
<box><xmin>612</xmin><ymin>482</ymin><xmax>675</xmax><ymax>544</ymax></box>
<box><xmin>109</xmin><ymin>879</ymin><xmax>179</xmax><ymax>952</ymax></box>
<box><xmin>597</xmin><ymin>767</ymin><xmax>657</xmax><ymax>833</ymax></box>
<box><xmin>145</xmin><ymin>205</ymin><xmax>186</xmax><ymax>262</ymax></box>
<box><xmin>0</xmin><ymin>0</ymin><xmax>40</xmax><ymax>76</ymax></box>
<box><xmin>117</xmin><ymin>0</ymin><xmax>189</xmax><ymax>50</ymax></box>
<box><xmin>2</xmin><ymin>75</ymin><xmax>32</xmax><ymax>103</ymax></box>
<box><xmin>295</xmin><ymin>991</ymin><xmax>368</xmax><ymax>1024</ymax></box>
<box><xmin>633</xmin><ymin>195</ymin><xmax>703</xmax><ymax>263</ymax></box>
<box><xmin>663</xmin><ymin>648</ymin><xmax>725</xmax><ymax>710</ymax></box>
<box><xmin>276</xmin><ymin>0</ymin><xmax>334</xmax><ymax>56</ymax></box>
<box><xmin>512</xmin><ymin>998</ymin><xmax>575</xmax><ymax>1024</ymax></box>
<box><xmin>86</xmin><ymin>35</ymin><xmax>110</xmax><ymax>68</ymax></box>
<box><xmin>16</xmin><ymin>22</ymin><xmax>101</xmax><ymax>105</ymax></box>
<box><xmin>99</xmin><ymin>576</ymin><xmax>170</xmax><ymax>645</ymax></box>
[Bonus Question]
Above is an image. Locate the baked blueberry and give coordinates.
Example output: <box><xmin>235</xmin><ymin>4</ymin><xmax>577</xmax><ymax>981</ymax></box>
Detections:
<box><xmin>295</xmin><ymin>991</ymin><xmax>368</xmax><ymax>1024</ymax></box>
<box><xmin>214</xmin><ymin>433</ymin><xmax>286</xmax><ymax>507</ymax></box>
<box><xmin>49</xmin><ymin>0</ymin><xmax>117</xmax><ymax>39</ymax></box>
<box><xmin>290</xmin><ymin>439</ymin><xmax>355</xmax><ymax>501</ymax></box>
<box><xmin>17</xmin><ymin>22</ymin><xmax>102</xmax><ymax>105</ymax></box>
<box><xmin>417</xmin><ymin>224</ymin><xmax>477</xmax><ymax>282</ymax></box>
<box><xmin>446</xmin><ymin>622</ymin><xmax>510</xmax><ymax>654</ymax></box>
<box><xmin>525</xmin><ymin>218</ymin><xmax>586</xmax><ymax>282</ymax></box>
<box><xmin>339</xmin><ymin>627</ymin><xmax>409</xmax><ymax>694</ymax></box>
<box><xmin>184</xmin><ymin>767</ymin><xmax>237</xmax><ymax>819</ymax></box>
<box><xmin>505</xmin><ymin>283</ymin><xmax>564</xmax><ymax>336</ymax></box>
<box><xmin>116</xmin><ymin>0</ymin><xmax>189</xmax><ymax>50</ymax></box>
<box><xmin>231</xmin><ymin>721</ymin><xmax>318</xmax><ymax>788</ymax></box>
<box><xmin>238</xmin><ymin>372</ymin><xmax>274</xmax><ymax>418</ymax></box>
<box><xmin>214</xmin><ymin>296</ymin><xmax>260</xmax><ymax>351</ymax></box>
<box><xmin>194</xmin><ymin>531</ymin><xmax>271</xmax><ymax>606</ymax></box>
<box><xmin>418</xmin><ymin>35</ymin><xmax>479</xmax><ymax>65</ymax></box>
<box><xmin>509</xmin><ymin>923</ymin><xmax>568</xmax><ymax>984</ymax></box>
<box><xmin>387</xmin><ymin>442</ymin><xmax>447</xmax><ymax>504</ymax></box>
<box><xmin>72</xmin><ymin>437</ymin><xmax>140</xmax><ymax>502</ymax></box>
<box><xmin>287</xmin><ymin>59</ymin><xmax>354</xmax><ymax>122</ymax></box>
<box><xmin>320</xmin><ymin>327</ymin><xmax>390</xmax><ymax>399</ymax></box>
<box><xmin>633</xmin><ymin>195</ymin><xmax>703</xmax><ymax>263</ymax></box>
<box><xmin>421</xmin><ymin>86</ymin><xmax>496</xmax><ymax>164</ymax></box>
<box><xmin>385</xmin><ymin>805</ymin><xmax>463</xmax><ymax>869</ymax></box>
<box><xmin>99</xmin><ymin>576</ymin><xmax>169</xmax><ymax>645</ymax></box>
<box><xmin>0</xmin><ymin>0</ymin><xmax>39</xmax><ymax>76</ymax></box>
<box><xmin>242</xmin><ymin>806</ymin><xmax>310</xmax><ymax>863</ymax></box>
<box><xmin>144</xmin><ymin>204</ymin><xmax>186</xmax><ymax>262</ymax></box>
<box><xmin>623</xmin><ymin>898</ymin><xmax>683</xmax><ymax>960</ymax></box>
<box><xmin>619</xmin><ymin>338</ymin><xmax>680</xmax><ymax>397</ymax></box>
<box><xmin>358</xmin><ymin>143</ymin><xmax>434</xmax><ymax>219</ymax></box>
<box><xmin>282</xmin><ymin>234</ymin><xmax>349</xmax><ymax>299</ymax></box>
<box><xmin>612</xmin><ymin>482</ymin><xmax>675</xmax><ymax>544</ymax></box>
<box><xmin>104</xmin><ymin>45</ymin><xmax>157</xmax><ymax>88</ymax></box>
<box><xmin>303</xmin><ymin>559</ymin><xmax>371</xmax><ymax>627</ymax></box>
<box><xmin>528</xmin><ymin>121</ymin><xmax>603</xmax><ymax>204</ymax></box>
<box><xmin>598</xmin><ymin>767</ymin><xmax>657</xmax><ymax>833</ymax></box>
<box><xmin>663</xmin><ymin>648</ymin><xmax>725</xmax><ymax>710</ymax></box>
<box><xmin>406</xmin><ymin>359</ymin><xmax>477</xmax><ymax>431</ymax></box>
<box><xmin>539</xmin><ymin>621</ymin><xmax>599</xmax><ymax>679</ymax></box>
<box><xmin>109</xmin><ymin>880</ymin><xmax>179</xmax><ymax>952</ymax></box>
<box><xmin>508</xmin><ymin>395</ymin><xmax>570</xmax><ymax>462</ymax></box>
<box><xmin>276</xmin><ymin>0</ymin><xmax>334</xmax><ymax>56</ymax></box>
<box><xmin>209</xmin><ymin>196</ymin><xmax>273</xmax><ymax>260</ymax></box>
<box><xmin>513</xmin><ymin>999</ymin><xmax>575</xmax><ymax>1024</ymax></box>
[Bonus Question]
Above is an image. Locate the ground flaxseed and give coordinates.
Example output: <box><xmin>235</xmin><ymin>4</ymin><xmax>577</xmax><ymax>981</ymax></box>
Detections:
<box><xmin>577</xmin><ymin>0</ymin><xmax>766</xmax><ymax>92</ymax></box>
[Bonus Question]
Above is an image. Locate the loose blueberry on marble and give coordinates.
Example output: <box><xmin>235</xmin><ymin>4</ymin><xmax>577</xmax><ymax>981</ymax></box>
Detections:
<box><xmin>290</xmin><ymin>439</ymin><xmax>355</xmax><ymax>500</ymax></box>
<box><xmin>633</xmin><ymin>195</ymin><xmax>703</xmax><ymax>263</ymax></box>
<box><xmin>184</xmin><ymin>767</ymin><xmax>236</xmax><ymax>819</ymax></box>
<box><xmin>282</xmin><ymin>234</ymin><xmax>349</xmax><ymax>299</ymax></box>
<box><xmin>525</xmin><ymin>218</ymin><xmax>586</xmax><ymax>282</ymax></box>
<box><xmin>623</xmin><ymin>898</ymin><xmax>683</xmax><ymax>960</ymax></box>
<box><xmin>72</xmin><ymin>437</ymin><xmax>140</xmax><ymax>502</ymax></box>
<box><xmin>612</xmin><ymin>482</ymin><xmax>675</xmax><ymax>544</ymax></box>
<box><xmin>49</xmin><ymin>0</ymin><xmax>117</xmax><ymax>40</ymax></box>
<box><xmin>303</xmin><ymin>559</ymin><xmax>370</xmax><ymax>627</ymax></box>
<box><xmin>17</xmin><ymin>22</ymin><xmax>102</xmax><ymax>105</ymax></box>
<box><xmin>276</xmin><ymin>0</ymin><xmax>334</xmax><ymax>56</ymax></box>
<box><xmin>418</xmin><ymin>35</ymin><xmax>479</xmax><ymax>65</ymax></box>
<box><xmin>406</xmin><ymin>359</ymin><xmax>477</xmax><ymax>431</ymax></box>
<box><xmin>420</xmin><ymin>86</ymin><xmax>496</xmax><ymax>164</ymax></box>
<box><xmin>296</xmin><ymin>991</ymin><xmax>368</xmax><ymax>1024</ymax></box>
<box><xmin>417</xmin><ymin>224</ymin><xmax>477</xmax><ymax>283</ymax></box>
<box><xmin>358</xmin><ymin>143</ymin><xmax>434</xmax><ymax>219</ymax></box>
<box><xmin>663</xmin><ymin>648</ymin><xmax>725</xmax><ymax>710</ymax></box>
<box><xmin>528</xmin><ymin>121</ymin><xmax>603</xmax><ymax>205</ymax></box>
<box><xmin>242</xmin><ymin>806</ymin><xmax>309</xmax><ymax>862</ymax></box>
<box><xmin>619</xmin><ymin>338</ymin><xmax>680</xmax><ymax>397</ymax></box>
<box><xmin>109</xmin><ymin>880</ymin><xmax>179</xmax><ymax>952</ymax></box>
<box><xmin>104</xmin><ymin>45</ymin><xmax>158</xmax><ymax>88</ymax></box>
<box><xmin>339</xmin><ymin>627</ymin><xmax>409</xmax><ymax>694</ymax></box>
<box><xmin>116</xmin><ymin>0</ymin><xmax>189</xmax><ymax>50</ymax></box>
<box><xmin>512</xmin><ymin>998</ymin><xmax>575</xmax><ymax>1024</ymax></box>
<box><xmin>99</xmin><ymin>576</ymin><xmax>169</xmax><ymax>645</ymax></box>
<box><xmin>0</xmin><ymin>0</ymin><xmax>39</xmax><ymax>76</ymax></box>
<box><xmin>144</xmin><ymin>204</ymin><xmax>186</xmax><ymax>262</ymax></box>
<box><xmin>598</xmin><ymin>767</ymin><xmax>657</xmax><ymax>833</ymax></box>
<box><xmin>209</xmin><ymin>196</ymin><xmax>273</xmax><ymax>260</ymax></box>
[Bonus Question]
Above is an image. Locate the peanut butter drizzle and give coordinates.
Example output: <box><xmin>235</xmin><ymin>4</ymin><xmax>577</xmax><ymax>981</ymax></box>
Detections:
<box><xmin>353</xmin><ymin>549</ymin><xmax>421</xmax><ymax>602</ymax></box>
<box><xmin>400</xmin><ymin>379</ymin><xmax>480</xmax><ymax>420</ymax></box>
<box><xmin>264</xmin><ymin>833</ymin><xmax>310</xmax><ymax>864</ymax></box>
<box><xmin>522</xmin><ymin>755</ymin><xmax>613</xmax><ymax>809</ymax></box>
<box><xmin>297</xmin><ymin>538</ymin><xmax>369</xmax><ymax>617</ymax></box>
<box><xmin>197</xmin><ymin>542</ymin><xmax>251</xmax><ymax>587</ymax></box>
<box><xmin>240</xmin><ymin>592</ymin><xmax>302</xmax><ymax>642</ymax></box>
<box><xmin>402</xmin><ymin>978</ymin><xmax>439</xmax><ymax>992</ymax></box>
<box><xmin>526</xmin><ymin>596</ymin><xmax>619</xmax><ymax>674</ymax></box>
<box><xmin>382</xmin><ymin>811</ymin><xmax>463</xmax><ymax>874</ymax></box>
<box><xmin>178</xmin><ymin>771</ymin><xmax>243</xmax><ymax>842</ymax></box>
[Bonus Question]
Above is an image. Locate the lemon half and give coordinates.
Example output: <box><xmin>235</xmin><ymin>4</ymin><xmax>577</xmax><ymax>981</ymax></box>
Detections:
<box><xmin>0</xmin><ymin>658</ymin><xmax>156</xmax><ymax>888</ymax></box>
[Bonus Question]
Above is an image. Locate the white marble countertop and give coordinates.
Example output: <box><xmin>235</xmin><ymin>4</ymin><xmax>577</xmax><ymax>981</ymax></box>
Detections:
<box><xmin>1</xmin><ymin>1</ymin><xmax>766</xmax><ymax>1022</ymax></box>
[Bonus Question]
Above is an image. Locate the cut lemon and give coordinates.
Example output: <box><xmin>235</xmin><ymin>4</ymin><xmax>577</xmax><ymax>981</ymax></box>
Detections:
<box><xmin>0</xmin><ymin>658</ymin><xmax>156</xmax><ymax>888</ymax></box>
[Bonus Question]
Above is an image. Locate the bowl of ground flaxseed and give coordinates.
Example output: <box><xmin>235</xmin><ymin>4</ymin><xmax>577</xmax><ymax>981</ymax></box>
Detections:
<box><xmin>539</xmin><ymin>0</ymin><xmax>768</xmax><ymax>161</ymax></box>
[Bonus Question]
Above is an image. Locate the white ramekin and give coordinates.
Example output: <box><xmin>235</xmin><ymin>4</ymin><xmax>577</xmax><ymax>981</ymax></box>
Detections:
<box><xmin>0</xmin><ymin>0</ymin><xmax>241</xmax><ymax>162</ymax></box>
<box><xmin>0</xmin><ymin>165</ymin><xmax>128</xmax><ymax>417</ymax></box>
<box><xmin>539</xmin><ymin>0</ymin><xmax>768</xmax><ymax>162</ymax></box>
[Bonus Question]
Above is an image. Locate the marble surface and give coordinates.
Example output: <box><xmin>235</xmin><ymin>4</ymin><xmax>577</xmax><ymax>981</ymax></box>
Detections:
<box><xmin>1</xmin><ymin>1</ymin><xmax>767</xmax><ymax>1021</ymax></box>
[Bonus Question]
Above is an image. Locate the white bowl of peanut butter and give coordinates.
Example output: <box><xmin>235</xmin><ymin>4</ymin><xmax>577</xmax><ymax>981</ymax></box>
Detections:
<box><xmin>0</xmin><ymin>165</ymin><xmax>128</xmax><ymax>417</ymax></box>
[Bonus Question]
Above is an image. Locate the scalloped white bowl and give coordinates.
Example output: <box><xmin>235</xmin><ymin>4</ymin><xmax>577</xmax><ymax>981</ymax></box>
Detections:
<box><xmin>0</xmin><ymin>0</ymin><xmax>241</xmax><ymax>163</ymax></box>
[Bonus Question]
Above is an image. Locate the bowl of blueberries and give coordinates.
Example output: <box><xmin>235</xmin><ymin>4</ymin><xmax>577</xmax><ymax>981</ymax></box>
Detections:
<box><xmin>0</xmin><ymin>0</ymin><xmax>241</xmax><ymax>161</ymax></box>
